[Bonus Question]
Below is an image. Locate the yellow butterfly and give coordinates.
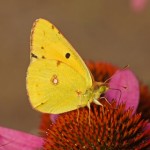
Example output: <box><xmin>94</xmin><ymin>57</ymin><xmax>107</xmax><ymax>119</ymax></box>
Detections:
<box><xmin>26</xmin><ymin>18</ymin><xmax>108</xmax><ymax>114</ymax></box>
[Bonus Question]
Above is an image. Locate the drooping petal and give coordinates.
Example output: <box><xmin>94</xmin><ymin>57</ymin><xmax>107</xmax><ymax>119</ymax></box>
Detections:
<box><xmin>0</xmin><ymin>126</ymin><xmax>43</xmax><ymax>150</ymax></box>
<box><xmin>105</xmin><ymin>69</ymin><xmax>140</xmax><ymax>113</ymax></box>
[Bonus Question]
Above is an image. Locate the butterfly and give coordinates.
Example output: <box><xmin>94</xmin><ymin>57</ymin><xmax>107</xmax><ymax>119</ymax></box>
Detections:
<box><xmin>26</xmin><ymin>18</ymin><xmax>108</xmax><ymax>114</ymax></box>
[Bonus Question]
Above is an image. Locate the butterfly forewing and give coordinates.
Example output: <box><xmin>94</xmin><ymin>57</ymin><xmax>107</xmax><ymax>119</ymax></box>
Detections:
<box><xmin>30</xmin><ymin>18</ymin><xmax>92</xmax><ymax>87</ymax></box>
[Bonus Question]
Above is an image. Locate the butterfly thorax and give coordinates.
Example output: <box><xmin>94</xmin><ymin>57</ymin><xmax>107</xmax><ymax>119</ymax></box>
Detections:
<box><xmin>82</xmin><ymin>82</ymin><xmax>108</xmax><ymax>105</ymax></box>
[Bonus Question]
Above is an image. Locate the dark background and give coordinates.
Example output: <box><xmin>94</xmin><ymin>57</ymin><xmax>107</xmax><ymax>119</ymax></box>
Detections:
<box><xmin>0</xmin><ymin>0</ymin><xmax>150</xmax><ymax>135</ymax></box>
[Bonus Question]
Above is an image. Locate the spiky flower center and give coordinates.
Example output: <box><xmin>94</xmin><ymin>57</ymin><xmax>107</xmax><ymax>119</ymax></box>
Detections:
<box><xmin>43</xmin><ymin>102</ymin><xmax>150</xmax><ymax>149</ymax></box>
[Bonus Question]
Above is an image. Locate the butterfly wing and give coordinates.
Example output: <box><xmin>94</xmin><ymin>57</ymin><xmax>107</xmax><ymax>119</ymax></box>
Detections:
<box><xmin>27</xmin><ymin>59</ymin><xmax>90</xmax><ymax>114</ymax></box>
<box><xmin>30</xmin><ymin>18</ymin><xmax>92</xmax><ymax>87</ymax></box>
<box><xmin>26</xmin><ymin>19</ymin><xmax>93</xmax><ymax>113</ymax></box>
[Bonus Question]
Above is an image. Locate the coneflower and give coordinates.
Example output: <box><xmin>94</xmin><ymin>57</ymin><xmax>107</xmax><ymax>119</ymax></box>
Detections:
<box><xmin>40</xmin><ymin>62</ymin><xmax>150</xmax><ymax>149</ymax></box>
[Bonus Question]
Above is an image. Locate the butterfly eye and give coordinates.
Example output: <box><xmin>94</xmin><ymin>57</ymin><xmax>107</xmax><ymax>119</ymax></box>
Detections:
<box><xmin>65</xmin><ymin>53</ymin><xmax>70</xmax><ymax>59</ymax></box>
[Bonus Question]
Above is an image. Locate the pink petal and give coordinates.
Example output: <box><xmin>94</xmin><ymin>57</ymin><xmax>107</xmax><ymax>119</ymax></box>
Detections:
<box><xmin>0</xmin><ymin>126</ymin><xmax>43</xmax><ymax>150</ymax></box>
<box><xmin>105</xmin><ymin>69</ymin><xmax>140</xmax><ymax>113</ymax></box>
<box><xmin>131</xmin><ymin>0</ymin><xmax>148</xmax><ymax>12</ymax></box>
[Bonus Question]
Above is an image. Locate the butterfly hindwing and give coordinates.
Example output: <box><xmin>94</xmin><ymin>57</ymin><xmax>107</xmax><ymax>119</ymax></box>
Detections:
<box><xmin>27</xmin><ymin>59</ymin><xmax>89</xmax><ymax>113</ymax></box>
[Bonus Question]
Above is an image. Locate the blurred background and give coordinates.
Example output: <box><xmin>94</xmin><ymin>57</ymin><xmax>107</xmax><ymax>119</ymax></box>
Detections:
<box><xmin>0</xmin><ymin>0</ymin><xmax>150</xmax><ymax>135</ymax></box>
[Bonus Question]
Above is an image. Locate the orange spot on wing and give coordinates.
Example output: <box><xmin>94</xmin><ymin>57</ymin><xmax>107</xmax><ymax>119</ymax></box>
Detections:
<box><xmin>76</xmin><ymin>90</ymin><xmax>82</xmax><ymax>96</ymax></box>
<box><xmin>52</xmin><ymin>25</ymin><xmax>54</xmax><ymax>29</ymax></box>
<box><xmin>51</xmin><ymin>75</ymin><xmax>59</xmax><ymax>85</ymax></box>
<box><xmin>41</xmin><ymin>46</ymin><xmax>44</xmax><ymax>49</ymax></box>
<box><xmin>57</xmin><ymin>61</ymin><xmax>61</xmax><ymax>66</ymax></box>
<box><xmin>42</xmin><ymin>56</ymin><xmax>46</xmax><ymax>59</ymax></box>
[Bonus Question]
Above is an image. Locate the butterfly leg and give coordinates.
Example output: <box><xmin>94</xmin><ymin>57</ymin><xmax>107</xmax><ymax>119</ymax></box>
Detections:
<box><xmin>76</xmin><ymin>93</ymin><xmax>82</xmax><ymax>122</ymax></box>
<box><xmin>93</xmin><ymin>99</ymin><xmax>104</xmax><ymax>115</ymax></box>
<box><xmin>100</xmin><ymin>96</ymin><xmax>118</xmax><ymax>110</ymax></box>
<box><xmin>87</xmin><ymin>101</ymin><xmax>91</xmax><ymax>126</ymax></box>
<box><xmin>76</xmin><ymin>105</ymin><xmax>80</xmax><ymax>122</ymax></box>
<box><xmin>100</xmin><ymin>97</ymin><xmax>111</xmax><ymax>106</ymax></box>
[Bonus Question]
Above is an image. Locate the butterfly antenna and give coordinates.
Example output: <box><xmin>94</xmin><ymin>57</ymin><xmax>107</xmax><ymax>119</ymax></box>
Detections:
<box><xmin>103</xmin><ymin>65</ymin><xmax>130</xmax><ymax>84</ymax></box>
<box><xmin>122</xmin><ymin>64</ymin><xmax>130</xmax><ymax>70</ymax></box>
